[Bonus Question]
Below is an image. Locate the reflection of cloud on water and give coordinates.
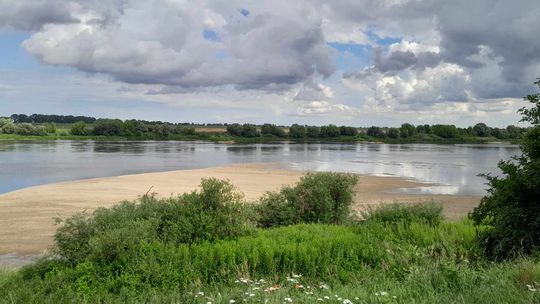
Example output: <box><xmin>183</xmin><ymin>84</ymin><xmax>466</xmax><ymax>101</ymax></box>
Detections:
<box><xmin>391</xmin><ymin>185</ymin><xmax>461</xmax><ymax>195</ymax></box>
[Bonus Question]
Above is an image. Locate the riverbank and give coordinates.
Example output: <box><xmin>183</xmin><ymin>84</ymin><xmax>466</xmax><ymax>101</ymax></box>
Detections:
<box><xmin>0</xmin><ymin>133</ymin><xmax>519</xmax><ymax>145</ymax></box>
<box><xmin>0</xmin><ymin>163</ymin><xmax>480</xmax><ymax>256</ymax></box>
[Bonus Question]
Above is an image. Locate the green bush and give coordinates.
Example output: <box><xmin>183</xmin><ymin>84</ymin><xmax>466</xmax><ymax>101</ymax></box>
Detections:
<box><xmin>70</xmin><ymin>121</ymin><xmax>88</xmax><ymax>136</ymax></box>
<box><xmin>471</xmin><ymin>79</ymin><xmax>540</xmax><ymax>260</ymax></box>
<box><xmin>256</xmin><ymin>172</ymin><xmax>358</xmax><ymax>227</ymax></box>
<box><xmin>53</xmin><ymin>178</ymin><xmax>255</xmax><ymax>264</ymax></box>
<box><xmin>1</xmin><ymin>220</ymin><xmax>482</xmax><ymax>303</ymax></box>
<box><xmin>45</xmin><ymin>122</ymin><xmax>57</xmax><ymax>134</ymax></box>
<box><xmin>364</xmin><ymin>202</ymin><xmax>443</xmax><ymax>226</ymax></box>
<box><xmin>14</xmin><ymin>123</ymin><xmax>47</xmax><ymax>136</ymax></box>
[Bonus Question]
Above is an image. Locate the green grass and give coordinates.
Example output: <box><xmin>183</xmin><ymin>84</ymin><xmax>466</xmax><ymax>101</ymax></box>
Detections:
<box><xmin>2</xmin><ymin>220</ymin><xmax>539</xmax><ymax>303</ymax></box>
<box><xmin>0</xmin><ymin>177</ymin><xmax>537</xmax><ymax>303</ymax></box>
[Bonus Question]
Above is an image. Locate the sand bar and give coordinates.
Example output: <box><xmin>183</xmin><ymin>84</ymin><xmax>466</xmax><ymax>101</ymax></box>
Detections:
<box><xmin>0</xmin><ymin>163</ymin><xmax>480</xmax><ymax>255</ymax></box>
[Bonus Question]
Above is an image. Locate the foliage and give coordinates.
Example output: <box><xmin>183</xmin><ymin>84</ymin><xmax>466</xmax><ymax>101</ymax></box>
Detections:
<box><xmin>473</xmin><ymin>123</ymin><xmax>492</xmax><ymax>137</ymax></box>
<box><xmin>11</xmin><ymin>123</ymin><xmax>47</xmax><ymax>136</ymax></box>
<box><xmin>1</xmin><ymin>218</ymin><xmax>487</xmax><ymax>303</ymax></box>
<box><xmin>364</xmin><ymin>203</ymin><xmax>443</xmax><ymax>226</ymax></box>
<box><xmin>10</xmin><ymin>113</ymin><xmax>96</xmax><ymax>124</ymax></box>
<box><xmin>387</xmin><ymin>128</ymin><xmax>400</xmax><ymax>139</ymax></box>
<box><xmin>471</xmin><ymin>79</ymin><xmax>540</xmax><ymax>260</ymax></box>
<box><xmin>45</xmin><ymin>122</ymin><xmax>56</xmax><ymax>134</ymax></box>
<box><xmin>256</xmin><ymin>172</ymin><xmax>358</xmax><ymax>227</ymax></box>
<box><xmin>70</xmin><ymin>121</ymin><xmax>89</xmax><ymax>136</ymax></box>
<box><xmin>92</xmin><ymin>119</ymin><xmax>124</xmax><ymax>136</ymax></box>
<box><xmin>53</xmin><ymin>178</ymin><xmax>255</xmax><ymax>265</ymax></box>
<box><xmin>123</xmin><ymin>119</ymin><xmax>148</xmax><ymax>137</ymax></box>
<box><xmin>339</xmin><ymin>126</ymin><xmax>358</xmax><ymax>136</ymax></box>
<box><xmin>367</xmin><ymin>126</ymin><xmax>385</xmax><ymax>138</ymax></box>
<box><xmin>319</xmin><ymin>124</ymin><xmax>340</xmax><ymax>138</ymax></box>
<box><xmin>289</xmin><ymin>124</ymin><xmax>307</xmax><ymax>138</ymax></box>
<box><xmin>431</xmin><ymin>124</ymin><xmax>459</xmax><ymax>138</ymax></box>
<box><xmin>261</xmin><ymin>124</ymin><xmax>286</xmax><ymax>137</ymax></box>
<box><xmin>306</xmin><ymin>125</ymin><xmax>320</xmax><ymax>138</ymax></box>
<box><xmin>400</xmin><ymin>123</ymin><xmax>417</xmax><ymax>137</ymax></box>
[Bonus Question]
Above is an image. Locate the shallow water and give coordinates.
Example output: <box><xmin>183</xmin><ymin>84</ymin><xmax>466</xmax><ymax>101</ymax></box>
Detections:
<box><xmin>0</xmin><ymin>140</ymin><xmax>520</xmax><ymax>196</ymax></box>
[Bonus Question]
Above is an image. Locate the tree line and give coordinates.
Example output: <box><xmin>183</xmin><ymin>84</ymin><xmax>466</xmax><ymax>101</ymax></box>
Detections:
<box><xmin>1</xmin><ymin>114</ymin><xmax>527</xmax><ymax>141</ymax></box>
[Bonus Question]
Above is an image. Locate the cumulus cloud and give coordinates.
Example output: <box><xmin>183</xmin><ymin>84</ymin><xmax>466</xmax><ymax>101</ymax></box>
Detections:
<box><xmin>12</xmin><ymin>0</ymin><xmax>334</xmax><ymax>92</ymax></box>
<box><xmin>1</xmin><ymin>0</ymin><xmax>539</xmax><ymax>123</ymax></box>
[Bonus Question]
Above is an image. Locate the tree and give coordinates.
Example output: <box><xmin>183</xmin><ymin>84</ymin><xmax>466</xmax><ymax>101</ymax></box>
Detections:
<box><xmin>261</xmin><ymin>124</ymin><xmax>286</xmax><ymax>137</ymax></box>
<box><xmin>70</xmin><ymin>121</ymin><xmax>88</xmax><ymax>136</ymax></box>
<box><xmin>339</xmin><ymin>126</ymin><xmax>358</xmax><ymax>136</ymax></box>
<box><xmin>306</xmin><ymin>126</ymin><xmax>320</xmax><ymax>138</ymax></box>
<box><xmin>241</xmin><ymin>124</ymin><xmax>259</xmax><ymax>137</ymax></box>
<box><xmin>320</xmin><ymin>124</ymin><xmax>340</xmax><ymax>138</ymax></box>
<box><xmin>289</xmin><ymin>124</ymin><xmax>306</xmax><ymax>138</ymax></box>
<box><xmin>431</xmin><ymin>124</ymin><xmax>459</xmax><ymax>138</ymax></box>
<box><xmin>123</xmin><ymin>120</ymin><xmax>148</xmax><ymax>137</ymax></box>
<box><xmin>367</xmin><ymin>126</ymin><xmax>386</xmax><ymax>138</ymax></box>
<box><xmin>387</xmin><ymin>128</ymin><xmax>400</xmax><ymax>139</ymax></box>
<box><xmin>400</xmin><ymin>123</ymin><xmax>416</xmax><ymax>137</ymax></box>
<box><xmin>471</xmin><ymin>79</ymin><xmax>540</xmax><ymax>260</ymax></box>
<box><xmin>473</xmin><ymin>123</ymin><xmax>492</xmax><ymax>137</ymax></box>
<box><xmin>93</xmin><ymin>119</ymin><xmax>123</xmax><ymax>136</ymax></box>
<box><xmin>226</xmin><ymin>123</ymin><xmax>243</xmax><ymax>136</ymax></box>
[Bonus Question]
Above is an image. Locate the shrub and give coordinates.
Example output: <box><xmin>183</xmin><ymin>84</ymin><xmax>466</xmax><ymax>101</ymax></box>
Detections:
<box><xmin>320</xmin><ymin>124</ymin><xmax>340</xmax><ymax>137</ymax></box>
<box><xmin>14</xmin><ymin>123</ymin><xmax>47</xmax><ymax>136</ymax></box>
<box><xmin>45</xmin><ymin>122</ymin><xmax>56</xmax><ymax>134</ymax></box>
<box><xmin>261</xmin><ymin>123</ymin><xmax>286</xmax><ymax>137</ymax></box>
<box><xmin>364</xmin><ymin>203</ymin><xmax>443</xmax><ymax>226</ymax></box>
<box><xmin>367</xmin><ymin>126</ymin><xmax>386</xmax><ymax>138</ymax></box>
<box><xmin>0</xmin><ymin>118</ymin><xmax>16</xmax><ymax>134</ymax></box>
<box><xmin>53</xmin><ymin>178</ymin><xmax>255</xmax><ymax>264</ymax></box>
<box><xmin>70</xmin><ymin>121</ymin><xmax>88</xmax><ymax>136</ymax></box>
<box><xmin>339</xmin><ymin>126</ymin><xmax>358</xmax><ymax>136</ymax></box>
<box><xmin>288</xmin><ymin>124</ymin><xmax>306</xmax><ymax>138</ymax></box>
<box><xmin>226</xmin><ymin>123</ymin><xmax>243</xmax><ymax>136</ymax></box>
<box><xmin>92</xmin><ymin>118</ymin><xmax>123</xmax><ymax>136</ymax></box>
<box><xmin>432</xmin><ymin>124</ymin><xmax>459</xmax><ymax>138</ymax></box>
<box><xmin>306</xmin><ymin>125</ymin><xmax>320</xmax><ymax>138</ymax></box>
<box><xmin>471</xmin><ymin>79</ymin><xmax>540</xmax><ymax>260</ymax></box>
<box><xmin>256</xmin><ymin>172</ymin><xmax>358</xmax><ymax>227</ymax></box>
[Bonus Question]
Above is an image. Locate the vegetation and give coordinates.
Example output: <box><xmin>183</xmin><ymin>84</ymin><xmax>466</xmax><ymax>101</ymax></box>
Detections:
<box><xmin>1</xmin><ymin>169</ymin><xmax>540</xmax><ymax>303</ymax></box>
<box><xmin>471</xmin><ymin>79</ymin><xmax>540</xmax><ymax>260</ymax></box>
<box><xmin>1</xmin><ymin>112</ymin><xmax>527</xmax><ymax>143</ymax></box>
<box><xmin>255</xmin><ymin>172</ymin><xmax>358</xmax><ymax>228</ymax></box>
<box><xmin>363</xmin><ymin>202</ymin><xmax>443</xmax><ymax>226</ymax></box>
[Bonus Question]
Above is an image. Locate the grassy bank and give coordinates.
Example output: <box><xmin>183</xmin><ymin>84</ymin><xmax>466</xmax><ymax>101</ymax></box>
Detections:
<box><xmin>1</xmin><ymin>221</ymin><xmax>539</xmax><ymax>303</ymax></box>
<box><xmin>0</xmin><ymin>174</ymin><xmax>538</xmax><ymax>303</ymax></box>
<box><xmin>0</xmin><ymin>132</ymin><xmax>518</xmax><ymax>145</ymax></box>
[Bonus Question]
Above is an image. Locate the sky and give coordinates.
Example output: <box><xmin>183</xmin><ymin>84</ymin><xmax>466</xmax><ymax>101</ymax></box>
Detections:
<box><xmin>0</xmin><ymin>0</ymin><xmax>539</xmax><ymax>127</ymax></box>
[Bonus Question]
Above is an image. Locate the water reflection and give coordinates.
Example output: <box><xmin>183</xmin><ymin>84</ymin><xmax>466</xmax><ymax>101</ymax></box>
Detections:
<box><xmin>0</xmin><ymin>140</ymin><xmax>521</xmax><ymax>196</ymax></box>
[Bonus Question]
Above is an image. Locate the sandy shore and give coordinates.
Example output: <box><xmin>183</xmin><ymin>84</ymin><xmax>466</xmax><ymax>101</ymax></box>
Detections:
<box><xmin>0</xmin><ymin>163</ymin><xmax>480</xmax><ymax>256</ymax></box>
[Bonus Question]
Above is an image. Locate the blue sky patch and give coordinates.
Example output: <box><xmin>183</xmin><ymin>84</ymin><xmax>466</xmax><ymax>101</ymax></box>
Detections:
<box><xmin>202</xmin><ymin>30</ymin><xmax>220</xmax><ymax>42</ymax></box>
<box><xmin>240</xmin><ymin>8</ymin><xmax>250</xmax><ymax>17</ymax></box>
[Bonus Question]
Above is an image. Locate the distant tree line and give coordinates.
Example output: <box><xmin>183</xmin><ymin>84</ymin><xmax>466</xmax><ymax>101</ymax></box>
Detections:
<box><xmin>70</xmin><ymin>119</ymin><xmax>196</xmax><ymax>138</ymax></box>
<box><xmin>1</xmin><ymin>113</ymin><xmax>528</xmax><ymax>141</ymax></box>
<box><xmin>363</xmin><ymin>123</ymin><xmax>525</xmax><ymax>140</ymax></box>
<box><xmin>10</xmin><ymin>114</ymin><xmax>97</xmax><ymax>124</ymax></box>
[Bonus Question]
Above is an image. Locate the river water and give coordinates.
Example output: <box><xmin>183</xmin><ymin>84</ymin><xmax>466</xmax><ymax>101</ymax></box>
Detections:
<box><xmin>0</xmin><ymin>140</ymin><xmax>520</xmax><ymax>196</ymax></box>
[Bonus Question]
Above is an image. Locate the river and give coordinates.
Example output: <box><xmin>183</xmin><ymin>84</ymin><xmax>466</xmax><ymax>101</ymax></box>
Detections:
<box><xmin>0</xmin><ymin>140</ymin><xmax>520</xmax><ymax>196</ymax></box>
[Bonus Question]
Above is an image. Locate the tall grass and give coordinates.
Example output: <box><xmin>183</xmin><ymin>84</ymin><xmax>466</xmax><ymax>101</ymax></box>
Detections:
<box><xmin>1</xmin><ymin>175</ymin><xmax>539</xmax><ymax>303</ymax></box>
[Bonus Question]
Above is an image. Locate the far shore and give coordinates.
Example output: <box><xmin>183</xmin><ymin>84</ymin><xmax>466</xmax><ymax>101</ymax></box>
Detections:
<box><xmin>0</xmin><ymin>163</ymin><xmax>480</xmax><ymax>256</ymax></box>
